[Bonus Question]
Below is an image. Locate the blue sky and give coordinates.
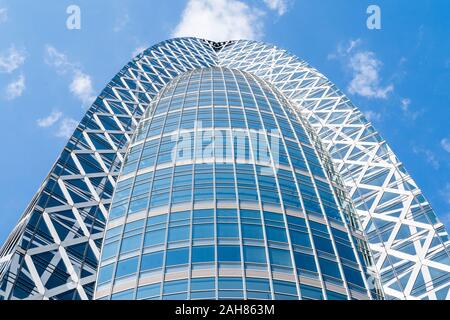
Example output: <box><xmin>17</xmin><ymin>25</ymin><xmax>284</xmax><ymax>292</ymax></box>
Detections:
<box><xmin>0</xmin><ymin>0</ymin><xmax>449</xmax><ymax>243</ymax></box>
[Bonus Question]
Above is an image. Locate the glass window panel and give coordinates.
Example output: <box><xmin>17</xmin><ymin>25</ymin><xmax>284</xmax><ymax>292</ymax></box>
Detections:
<box><xmin>141</xmin><ymin>251</ymin><xmax>164</xmax><ymax>271</ymax></box>
<box><xmin>166</xmin><ymin>247</ymin><xmax>189</xmax><ymax>266</ymax></box>
<box><xmin>192</xmin><ymin>246</ymin><xmax>215</xmax><ymax>263</ymax></box>
<box><xmin>218</xmin><ymin>245</ymin><xmax>241</xmax><ymax>262</ymax></box>
<box><xmin>116</xmin><ymin>257</ymin><xmax>139</xmax><ymax>278</ymax></box>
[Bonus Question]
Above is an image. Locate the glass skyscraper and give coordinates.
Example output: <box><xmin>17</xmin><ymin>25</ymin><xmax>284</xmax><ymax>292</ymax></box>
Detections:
<box><xmin>0</xmin><ymin>38</ymin><xmax>449</xmax><ymax>300</ymax></box>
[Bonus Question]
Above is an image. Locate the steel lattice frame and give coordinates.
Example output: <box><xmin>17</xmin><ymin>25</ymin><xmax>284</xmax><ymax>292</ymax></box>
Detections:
<box><xmin>0</xmin><ymin>38</ymin><xmax>449</xmax><ymax>300</ymax></box>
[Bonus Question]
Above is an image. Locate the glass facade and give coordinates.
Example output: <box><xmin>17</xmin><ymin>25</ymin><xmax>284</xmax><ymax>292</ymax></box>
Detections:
<box><xmin>94</xmin><ymin>67</ymin><xmax>373</xmax><ymax>300</ymax></box>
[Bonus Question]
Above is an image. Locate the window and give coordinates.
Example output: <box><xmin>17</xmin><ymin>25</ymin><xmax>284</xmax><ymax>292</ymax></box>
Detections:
<box><xmin>319</xmin><ymin>258</ymin><xmax>342</xmax><ymax>279</ymax></box>
<box><xmin>144</xmin><ymin>229</ymin><xmax>166</xmax><ymax>247</ymax></box>
<box><xmin>120</xmin><ymin>234</ymin><xmax>142</xmax><ymax>253</ymax></box>
<box><xmin>326</xmin><ymin>291</ymin><xmax>347</xmax><ymax>300</ymax></box>
<box><xmin>301</xmin><ymin>284</ymin><xmax>323</xmax><ymax>300</ymax></box>
<box><xmin>290</xmin><ymin>230</ymin><xmax>311</xmax><ymax>247</ymax></box>
<box><xmin>137</xmin><ymin>283</ymin><xmax>161</xmax><ymax>300</ymax></box>
<box><xmin>111</xmin><ymin>289</ymin><xmax>134</xmax><ymax>300</ymax></box>
<box><xmin>164</xmin><ymin>279</ymin><xmax>188</xmax><ymax>295</ymax></box>
<box><xmin>97</xmin><ymin>264</ymin><xmax>114</xmax><ymax>284</ymax></box>
<box><xmin>217</xmin><ymin>223</ymin><xmax>239</xmax><ymax>238</ymax></box>
<box><xmin>246</xmin><ymin>278</ymin><xmax>271</xmax><ymax>292</ymax></box>
<box><xmin>193</xmin><ymin>224</ymin><xmax>214</xmax><ymax>239</ymax></box>
<box><xmin>269</xmin><ymin>248</ymin><xmax>292</xmax><ymax>267</ymax></box>
<box><xmin>192</xmin><ymin>246</ymin><xmax>215</xmax><ymax>263</ymax></box>
<box><xmin>141</xmin><ymin>251</ymin><xmax>164</xmax><ymax>271</ymax></box>
<box><xmin>243</xmin><ymin>246</ymin><xmax>266</xmax><ymax>264</ymax></box>
<box><xmin>168</xmin><ymin>225</ymin><xmax>190</xmax><ymax>242</ymax></box>
<box><xmin>294</xmin><ymin>252</ymin><xmax>317</xmax><ymax>273</ymax></box>
<box><xmin>101</xmin><ymin>241</ymin><xmax>119</xmax><ymax>260</ymax></box>
<box><xmin>218</xmin><ymin>246</ymin><xmax>241</xmax><ymax>262</ymax></box>
<box><xmin>191</xmin><ymin>277</ymin><xmax>215</xmax><ymax>291</ymax></box>
<box><xmin>313</xmin><ymin>235</ymin><xmax>335</xmax><ymax>254</ymax></box>
<box><xmin>273</xmin><ymin>280</ymin><xmax>297</xmax><ymax>296</ymax></box>
<box><xmin>343</xmin><ymin>265</ymin><xmax>365</xmax><ymax>287</ymax></box>
<box><xmin>218</xmin><ymin>277</ymin><xmax>243</xmax><ymax>290</ymax></box>
<box><xmin>166</xmin><ymin>247</ymin><xmax>189</xmax><ymax>266</ymax></box>
<box><xmin>266</xmin><ymin>226</ymin><xmax>288</xmax><ymax>243</ymax></box>
<box><xmin>241</xmin><ymin>224</ymin><xmax>263</xmax><ymax>239</ymax></box>
<box><xmin>116</xmin><ymin>257</ymin><xmax>139</xmax><ymax>278</ymax></box>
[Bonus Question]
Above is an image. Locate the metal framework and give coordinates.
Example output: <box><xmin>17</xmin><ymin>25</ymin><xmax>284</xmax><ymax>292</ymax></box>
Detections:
<box><xmin>0</xmin><ymin>38</ymin><xmax>448</xmax><ymax>300</ymax></box>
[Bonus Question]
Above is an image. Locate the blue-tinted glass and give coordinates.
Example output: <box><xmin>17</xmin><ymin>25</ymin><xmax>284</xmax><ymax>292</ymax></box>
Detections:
<box><xmin>141</xmin><ymin>251</ymin><xmax>164</xmax><ymax>271</ymax></box>
<box><xmin>116</xmin><ymin>257</ymin><xmax>139</xmax><ymax>278</ymax></box>
<box><xmin>246</xmin><ymin>278</ymin><xmax>271</xmax><ymax>292</ymax></box>
<box><xmin>191</xmin><ymin>278</ymin><xmax>215</xmax><ymax>291</ymax></box>
<box><xmin>144</xmin><ymin>229</ymin><xmax>166</xmax><ymax>247</ymax></box>
<box><xmin>343</xmin><ymin>265</ymin><xmax>365</xmax><ymax>287</ymax></box>
<box><xmin>269</xmin><ymin>248</ymin><xmax>292</xmax><ymax>267</ymax></box>
<box><xmin>218</xmin><ymin>278</ymin><xmax>243</xmax><ymax>290</ymax></box>
<box><xmin>241</xmin><ymin>224</ymin><xmax>263</xmax><ymax>239</ymax></box>
<box><xmin>218</xmin><ymin>246</ymin><xmax>241</xmax><ymax>262</ymax></box>
<box><xmin>97</xmin><ymin>67</ymin><xmax>371</xmax><ymax>301</ymax></box>
<box><xmin>102</xmin><ymin>241</ymin><xmax>119</xmax><ymax>260</ymax></box>
<box><xmin>327</xmin><ymin>291</ymin><xmax>348</xmax><ymax>300</ymax></box>
<box><xmin>294</xmin><ymin>252</ymin><xmax>317</xmax><ymax>272</ymax></box>
<box><xmin>111</xmin><ymin>289</ymin><xmax>134</xmax><ymax>300</ymax></box>
<box><xmin>273</xmin><ymin>280</ymin><xmax>297</xmax><ymax>296</ymax></box>
<box><xmin>168</xmin><ymin>225</ymin><xmax>190</xmax><ymax>242</ymax></box>
<box><xmin>192</xmin><ymin>246</ymin><xmax>215</xmax><ymax>263</ymax></box>
<box><xmin>243</xmin><ymin>246</ymin><xmax>267</xmax><ymax>264</ymax></box>
<box><xmin>164</xmin><ymin>279</ymin><xmax>188</xmax><ymax>294</ymax></box>
<box><xmin>166</xmin><ymin>248</ymin><xmax>189</xmax><ymax>266</ymax></box>
<box><xmin>319</xmin><ymin>258</ymin><xmax>342</xmax><ymax>279</ymax></box>
<box><xmin>97</xmin><ymin>264</ymin><xmax>114</xmax><ymax>284</ymax></box>
<box><xmin>266</xmin><ymin>226</ymin><xmax>288</xmax><ymax>242</ymax></box>
<box><xmin>218</xmin><ymin>224</ymin><xmax>239</xmax><ymax>238</ymax></box>
<box><xmin>191</xmin><ymin>291</ymin><xmax>215</xmax><ymax>300</ymax></box>
<box><xmin>301</xmin><ymin>285</ymin><xmax>323</xmax><ymax>300</ymax></box>
<box><xmin>193</xmin><ymin>224</ymin><xmax>214</xmax><ymax>239</ymax></box>
<box><xmin>120</xmin><ymin>234</ymin><xmax>142</xmax><ymax>253</ymax></box>
<box><xmin>137</xmin><ymin>283</ymin><xmax>161</xmax><ymax>299</ymax></box>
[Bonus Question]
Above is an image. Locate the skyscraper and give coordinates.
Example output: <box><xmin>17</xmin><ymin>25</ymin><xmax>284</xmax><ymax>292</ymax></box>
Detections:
<box><xmin>0</xmin><ymin>38</ymin><xmax>449</xmax><ymax>300</ymax></box>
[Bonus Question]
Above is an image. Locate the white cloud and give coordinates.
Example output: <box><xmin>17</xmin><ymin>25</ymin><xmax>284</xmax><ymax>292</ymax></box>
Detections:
<box><xmin>36</xmin><ymin>111</ymin><xmax>78</xmax><ymax>139</ymax></box>
<box><xmin>327</xmin><ymin>38</ymin><xmax>361</xmax><ymax>60</ymax></box>
<box><xmin>37</xmin><ymin>111</ymin><xmax>63</xmax><ymax>128</ymax></box>
<box><xmin>401</xmin><ymin>98</ymin><xmax>411</xmax><ymax>111</ymax></box>
<box><xmin>0</xmin><ymin>8</ymin><xmax>7</xmax><ymax>23</ymax></box>
<box><xmin>348</xmin><ymin>51</ymin><xmax>394</xmax><ymax>99</ymax></box>
<box><xmin>441</xmin><ymin>138</ymin><xmax>450</xmax><ymax>153</ymax></box>
<box><xmin>400</xmin><ymin>98</ymin><xmax>421</xmax><ymax>121</ymax></box>
<box><xmin>172</xmin><ymin>0</ymin><xmax>264</xmax><ymax>41</ymax></box>
<box><xmin>263</xmin><ymin>0</ymin><xmax>289</xmax><ymax>16</ymax></box>
<box><xmin>113</xmin><ymin>13</ymin><xmax>129</xmax><ymax>32</ymax></box>
<box><xmin>45</xmin><ymin>45</ymin><xmax>77</xmax><ymax>74</ymax></box>
<box><xmin>364</xmin><ymin>110</ymin><xmax>381</xmax><ymax>122</ymax></box>
<box><xmin>132</xmin><ymin>45</ymin><xmax>149</xmax><ymax>58</ymax></box>
<box><xmin>70</xmin><ymin>71</ymin><xmax>95</xmax><ymax>106</ymax></box>
<box><xmin>0</xmin><ymin>46</ymin><xmax>26</xmax><ymax>73</ymax></box>
<box><xmin>5</xmin><ymin>74</ymin><xmax>25</xmax><ymax>100</ymax></box>
<box><xmin>412</xmin><ymin>145</ymin><xmax>440</xmax><ymax>170</ymax></box>
<box><xmin>45</xmin><ymin>45</ymin><xmax>95</xmax><ymax>107</ymax></box>
<box><xmin>329</xmin><ymin>40</ymin><xmax>394</xmax><ymax>99</ymax></box>
<box><xmin>56</xmin><ymin>118</ymin><xmax>79</xmax><ymax>138</ymax></box>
